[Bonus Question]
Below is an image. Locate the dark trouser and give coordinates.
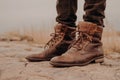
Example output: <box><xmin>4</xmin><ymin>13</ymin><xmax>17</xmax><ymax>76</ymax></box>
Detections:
<box><xmin>56</xmin><ymin>0</ymin><xmax>106</xmax><ymax>27</ymax></box>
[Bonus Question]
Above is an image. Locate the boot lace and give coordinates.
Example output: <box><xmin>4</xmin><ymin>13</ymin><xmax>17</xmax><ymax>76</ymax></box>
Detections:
<box><xmin>44</xmin><ymin>33</ymin><xmax>64</xmax><ymax>49</ymax></box>
<box><xmin>69</xmin><ymin>31</ymin><xmax>93</xmax><ymax>50</ymax></box>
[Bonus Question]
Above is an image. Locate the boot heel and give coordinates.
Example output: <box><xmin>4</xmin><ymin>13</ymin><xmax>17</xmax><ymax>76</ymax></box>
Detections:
<box><xmin>95</xmin><ymin>58</ymin><xmax>104</xmax><ymax>63</ymax></box>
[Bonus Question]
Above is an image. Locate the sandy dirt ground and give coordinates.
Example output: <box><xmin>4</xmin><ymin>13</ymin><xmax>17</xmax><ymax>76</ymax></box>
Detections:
<box><xmin>0</xmin><ymin>41</ymin><xmax>120</xmax><ymax>80</ymax></box>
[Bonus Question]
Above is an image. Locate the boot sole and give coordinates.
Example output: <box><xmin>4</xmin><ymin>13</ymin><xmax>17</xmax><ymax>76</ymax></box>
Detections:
<box><xmin>50</xmin><ymin>56</ymin><xmax>104</xmax><ymax>67</ymax></box>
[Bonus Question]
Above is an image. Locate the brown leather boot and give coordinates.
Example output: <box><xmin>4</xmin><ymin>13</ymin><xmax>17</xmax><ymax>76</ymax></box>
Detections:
<box><xmin>25</xmin><ymin>23</ymin><xmax>75</xmax><ymax>62</ymax></box>
<box><xmin>50</xmin><ymin>21</ymin><xmax>104</xmax><ymax>67</ymax></box>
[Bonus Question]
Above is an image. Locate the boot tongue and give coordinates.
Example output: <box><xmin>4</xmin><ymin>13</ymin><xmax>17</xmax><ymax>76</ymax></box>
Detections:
<box><xmin>54</xmin><ymin>24</ymin><xmax>66</xmax><ymax>33</ymax></box>
<box><xmin>78</xmin><ymin>21</ymin><xmax>103</xmax><ymax>35</ymax></box>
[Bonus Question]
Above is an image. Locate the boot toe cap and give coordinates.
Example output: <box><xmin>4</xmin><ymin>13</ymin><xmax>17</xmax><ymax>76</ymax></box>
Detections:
<box><xmin>50</xmin><ymin>56</ymin><xmax>60</xmax><ymax>63</ymax></box>
<box><xmin>25</xmin><ymin>54</ymin><xmax>45</xmax><ymax>62</ymax></box>
<box><xmin>50</xmin><ymin>55</ymin><xmax>73</xmax><ymax>64</ymax></box>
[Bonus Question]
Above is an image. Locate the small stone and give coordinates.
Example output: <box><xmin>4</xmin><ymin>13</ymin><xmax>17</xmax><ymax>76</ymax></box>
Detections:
<box><xmin>104</xmin><ymin>52</ymin><xmax>120</xmax><ymax>66</ymax></box>
<box><xmin>19</xmin><ymin>58</ymin><xmax>28</xmax><ymax>62</ymax></box>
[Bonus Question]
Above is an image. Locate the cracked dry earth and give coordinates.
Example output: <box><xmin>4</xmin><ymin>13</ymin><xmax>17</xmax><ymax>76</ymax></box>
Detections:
<box><xmin>0</xmin><ymin>41</ymin><xmax>120</xmax><ymax>80</ymax></box>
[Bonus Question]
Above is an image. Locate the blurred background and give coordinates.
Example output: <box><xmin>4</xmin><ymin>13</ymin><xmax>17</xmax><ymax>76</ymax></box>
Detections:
<box><xmin>0</xmin><ymin>0</ymin><xmax>120</xmax><ymax>33</ymax></box>
<box><xmin>0</xmin><ymin>0</ymin><xmax>120</xmax><ymax>53</ymax></box>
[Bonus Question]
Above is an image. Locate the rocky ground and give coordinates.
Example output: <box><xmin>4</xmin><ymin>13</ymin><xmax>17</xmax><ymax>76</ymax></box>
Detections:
<box><xmin>0</xmin><ymin>41</ymin><xmax>120</xmax><ymax>80</ymax></box>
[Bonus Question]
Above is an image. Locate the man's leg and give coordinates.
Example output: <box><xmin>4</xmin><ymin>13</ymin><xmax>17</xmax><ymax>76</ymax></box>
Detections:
<box><xmin>50</xmin><ymin>0</ymin><xmax>106</xmax><ymax>67</ymax></box>
<box><xmin>83</xmin><ymin>0</ymin><xmax>106</xmax><ymax>27</ymax></box>
<box><xmin>25</xmin><ymin>0</ymin><xmax>77</xmax><ymax>62</ymax></box>
<box><xmin>56</xmin><ymin>0</ymin><xmax>78</xmax><ymax>27</ymax></box>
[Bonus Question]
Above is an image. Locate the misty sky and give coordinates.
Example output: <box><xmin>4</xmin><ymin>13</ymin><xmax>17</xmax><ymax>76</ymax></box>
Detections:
<box><xmin>0</xmin><ymin>0</ymin><xmax>120</xmax><ymax>33</ymax></box>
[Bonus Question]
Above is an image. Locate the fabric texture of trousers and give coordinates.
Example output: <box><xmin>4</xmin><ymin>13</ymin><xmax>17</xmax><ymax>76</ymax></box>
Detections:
<box><xmin>56</xmin><ymin>0</ymin><xmax>106</xmax><ymax>27</ymax></box>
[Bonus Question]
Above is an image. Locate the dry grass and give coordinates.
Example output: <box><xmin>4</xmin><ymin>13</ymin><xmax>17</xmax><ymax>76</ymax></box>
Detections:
<box><xmin>102</xmin><ymin>26</ymin><xmax>120</xmax><ymax>53</ymax></box>
<box><xmin>21</xmin><ymin>27</ymin><xmax>51</xmax><ymax>43</ymax></box>
<box><xmin>0</xmin><ymin>27</ymin><xmax>52</xmax><ymax>43</ymax></box>
<box><xmin>0</xmin><ymin>25</ymin><xmax>120</xmax><ymax>53</ymax></box>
